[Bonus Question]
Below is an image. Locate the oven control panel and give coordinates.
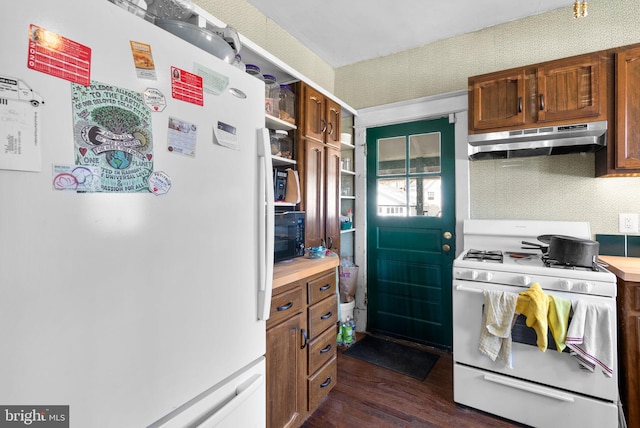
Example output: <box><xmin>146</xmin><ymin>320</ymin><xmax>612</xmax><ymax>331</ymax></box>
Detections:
<box><xmin>453</xmin><ymin>266</ymin><xmax>615</xmax><ymax>297</ymax></box>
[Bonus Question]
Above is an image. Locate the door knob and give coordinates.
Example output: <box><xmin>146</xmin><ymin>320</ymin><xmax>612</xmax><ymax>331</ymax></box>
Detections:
<box><xmin>443</xmin><ymin>231</ymin><xmax>452</xmax><ymax>240</ymax></box>
<box><xmin>442</xmin><ymin>244</ymin><xmax>451</xmax><ymax>252</ymax></box>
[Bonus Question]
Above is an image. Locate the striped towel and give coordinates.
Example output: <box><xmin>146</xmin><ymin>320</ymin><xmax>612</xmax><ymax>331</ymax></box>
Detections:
<box><xmin>478</xmin><ymin>289</ymin><xmax>519</xmax><ymax>368</ymax></box>
<box><xmin>565</xmin><ymin>300</ymin><xmax>614</xmax><ymax>377</ymax></box>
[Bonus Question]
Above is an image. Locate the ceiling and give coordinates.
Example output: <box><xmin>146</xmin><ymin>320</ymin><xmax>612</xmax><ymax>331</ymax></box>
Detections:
<box><xmin>246</xmin><ymin>0</ymin><xmax>577</xmax><ymax>68</ymax></box>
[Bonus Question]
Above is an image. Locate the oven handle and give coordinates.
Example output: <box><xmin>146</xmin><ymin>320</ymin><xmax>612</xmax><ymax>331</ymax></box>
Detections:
<box><xmin>455</xmin><ymin>285</ymin><xmax>484</xmax><ymax>295</ymax></box>
<box><xmin>483</xmin><ymin>374</ymin><xmax>575</xmax><ymax>402</ymax></box>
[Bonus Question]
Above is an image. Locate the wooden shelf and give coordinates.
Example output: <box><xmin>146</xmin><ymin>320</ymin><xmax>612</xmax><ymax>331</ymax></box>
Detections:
<box><xmin>266</xmin><ymin>114</ymin><xmax>297</xmax><ymax>131</ymax></box>
<box><xmin>272</xmin><ymin>155</ymin><xmax>296</xmax><ymax>167</ymax></box>
<box><xmin>341</xmin><ymin>141</ymin><xmax>355</xmax><ymax>150</ymax></box>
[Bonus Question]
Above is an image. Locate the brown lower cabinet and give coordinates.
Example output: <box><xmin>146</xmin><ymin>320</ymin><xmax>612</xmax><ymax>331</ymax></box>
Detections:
<box><xmin>267</xmin><ymin>266</ymin><xmax>338</xmax><ymax>428</ymax></box>
<box><xmin>616</xmin><ymin>277</ymin><xmax>640</xmax><ymax>428</ymax></box>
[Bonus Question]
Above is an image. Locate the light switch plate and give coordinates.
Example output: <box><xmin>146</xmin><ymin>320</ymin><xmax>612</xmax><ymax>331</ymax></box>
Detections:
<box><xmin>619</xmin><ymin>213</ymin><xmax>639</xmax><ymax>233</ymax></box>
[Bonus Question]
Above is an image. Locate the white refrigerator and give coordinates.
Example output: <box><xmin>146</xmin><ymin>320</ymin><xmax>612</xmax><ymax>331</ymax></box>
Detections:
<box><xmin>0</xmin><ymin>0</ymin><xmax>273</xmax><ymax>426</ymax></box>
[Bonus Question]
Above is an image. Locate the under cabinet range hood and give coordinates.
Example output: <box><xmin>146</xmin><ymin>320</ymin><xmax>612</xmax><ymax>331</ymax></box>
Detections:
<box><xmin>468</xmin><ymin>120</ymin><xmax>607</xmax><ymax>160</ymax></box>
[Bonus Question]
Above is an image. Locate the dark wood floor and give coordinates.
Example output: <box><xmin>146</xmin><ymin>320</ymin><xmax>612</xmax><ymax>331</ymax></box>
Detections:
<box><xmin>302</xmin><ymin>334</ymin><xmax>527</xmax><ymax>428</ymax></box>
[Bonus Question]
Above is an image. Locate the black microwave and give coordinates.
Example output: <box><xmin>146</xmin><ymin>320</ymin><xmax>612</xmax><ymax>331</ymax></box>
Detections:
<box><xmin>274</xmin><ymin>211</ymin><xmax>305</xmax><ymax>262</ymax></box>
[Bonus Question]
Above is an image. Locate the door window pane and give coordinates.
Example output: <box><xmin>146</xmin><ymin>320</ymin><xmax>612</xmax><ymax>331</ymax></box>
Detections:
<box><xmin>377</xmin><ymin>178</ymin><xmax>407</xmax><ymax>216</ymax></box>
<box><xmin>378</xmin><ymin>136</ymin><xmax>406</xmax><ymax>175</ymax></box>
<box><xmin>409</xmin><ymin>132</ymin><xmax>441</xmax><ymax>173</ymax></box>
<box><xmin>409</xmin><ymin>177</ymin><xmax>442</xmax><ymax>217</ymax></box>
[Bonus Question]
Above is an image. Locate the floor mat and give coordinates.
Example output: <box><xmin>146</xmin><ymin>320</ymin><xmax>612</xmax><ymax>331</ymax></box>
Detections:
<box><xmin>342</xmin><ymin>335</ymin><xmax>440</xmax><ymax>380</ymax></box>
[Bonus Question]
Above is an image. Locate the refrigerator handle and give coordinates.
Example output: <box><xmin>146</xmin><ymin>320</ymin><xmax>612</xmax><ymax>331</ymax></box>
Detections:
<box><xmin>257</xmin><ymin>128</ymin><xmax>274</xmax><ymax>321</ymax></box>
<box><xmin>196</xmin><ymin>373</ymin><xmax>265</xmax><ymax>427</ymax></box>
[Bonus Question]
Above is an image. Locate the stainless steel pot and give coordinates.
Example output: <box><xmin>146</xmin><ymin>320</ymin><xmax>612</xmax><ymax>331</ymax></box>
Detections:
<box><xmin>546</xmin><ymin>235</ymin><xmax>599</xmax><ymax>268</ymax></box>
<box><xmin>522</xmin><ymin>234</ymin><xmax>600</xmax><ymax>268</ymax></box>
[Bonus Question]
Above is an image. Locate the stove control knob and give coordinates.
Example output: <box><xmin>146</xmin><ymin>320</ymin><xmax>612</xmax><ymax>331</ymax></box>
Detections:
<box><xmin>519</xmin><ymin>276</ymin><xmax>531</xmax><ymax>286</ymax></box>
<box><xmin>479</xmin><ymin>272</ymin><xmax>494</xmax><ymax>282</ymax></box>
<box><xmin>469</xmin><ymin>270</ymin><xmax>479</xmax><ymax>280</ymax></box>
<box><xmin>560</xmin><ymin>279</ymin><xmax>573</xmax><ymax>291</ymax></box>
<box><xmin>577</xmin><ymin>282</ymin><xmax>593</xmax><ymax>293</ymax></box>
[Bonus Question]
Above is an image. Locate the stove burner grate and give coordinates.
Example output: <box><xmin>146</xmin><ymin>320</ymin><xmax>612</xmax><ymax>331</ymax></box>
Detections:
<box><xmin>464</xmin><ymin>249</ymin><xmax>503</xmax><ymax>263</ymax></box>
<box><xmin>542</xmin><ymin>256</ymin><xmax>600</xmax><ymax>272</ymax></box>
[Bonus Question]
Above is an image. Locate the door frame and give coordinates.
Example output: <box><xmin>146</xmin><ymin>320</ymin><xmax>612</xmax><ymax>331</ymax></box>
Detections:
<box><xmin>352</xmin><ymin>90</ymin><xmax>469</xmax><ymax>332</ymax></box>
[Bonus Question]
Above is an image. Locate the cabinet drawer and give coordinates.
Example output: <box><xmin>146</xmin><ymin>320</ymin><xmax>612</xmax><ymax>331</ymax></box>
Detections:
<box><xmin>307</xmin><ymin>270</ymin><xmax>336</xmax><ymax>306</ymax></box>
<box><xmin>308</xmin><ymin>324</ymin><xmax>337</xmax><ymax>375</ymax></box>
<box><xmin>267</xmin><ymin>286</ymin><xmax>304</xmax><ymax>329</ymax></box>
<box><xmin>308</xmin><ymin>294</ymin><xmax>337</xmax><ymax>339</ymax></box>
<box><xmin>308</xmin><ymin>356</ymin><xmax>337</xmax><ymax>411</ymax></box>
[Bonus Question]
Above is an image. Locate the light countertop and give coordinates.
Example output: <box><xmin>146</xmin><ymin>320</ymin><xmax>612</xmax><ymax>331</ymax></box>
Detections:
<box><xmin>273</xmin><ymin>255</ymin><xmax>339</xmax><ymax>289</ymax></box>
<box><xmin>599</xmin><ymin>255</ymin><xmax>640</xmax><ymax>282</ymax></box>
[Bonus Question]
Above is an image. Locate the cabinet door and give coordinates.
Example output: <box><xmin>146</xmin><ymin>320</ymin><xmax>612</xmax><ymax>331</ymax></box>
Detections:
<box><xmin>302</xmin><ymin>85</ymin><xmax>326</xmax><ymax>143</ymax></box>
<box><xmin>325</xmin><ymin>145</ymin><xmax>341</xmax><ymax>254</ymax></box>
<box><xmin>304</xmin><ymin>140</ymin><xmax>325</xmax><ymax>248</ymax></box>
<box><xmin>616</xmin><ymin>47</ymin><xmax>640</xmax><ymax>169</ymax></box>
<box><xmin>266</xmin><ymin>313</ymin><xmax>306</xmax><ymax>428</ymax></box>
<box><xmin>325</xmin><ymin>98</ymin><xmax>341</xmax><ymax>147</ymax></box>
<box><xmin>470</xmin><ymin>69</ymin><xmax>526</xmax><ymax>131</ymax></box>
<box><xmin>537</xmin><ymin>53</ymin><xmax>604</xmax><ymax>123</ymax></box>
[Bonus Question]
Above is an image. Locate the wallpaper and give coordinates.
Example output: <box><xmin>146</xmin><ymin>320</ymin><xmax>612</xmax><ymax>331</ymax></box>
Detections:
<box><xmin>193</xmin><ymin>0</ymin><xmax>640</xmax><ymax>236</ymax></box>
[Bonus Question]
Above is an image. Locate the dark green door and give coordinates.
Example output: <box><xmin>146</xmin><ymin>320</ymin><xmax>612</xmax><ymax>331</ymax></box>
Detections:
<box><xmin>366</xmin><ymin>117</ymin><xmax>455</xmax><ymax>348</ymax></box>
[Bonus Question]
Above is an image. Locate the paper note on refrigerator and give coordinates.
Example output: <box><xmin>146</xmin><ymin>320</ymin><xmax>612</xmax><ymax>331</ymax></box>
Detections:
<box><xmin>0</xmin><ymin>76</ymin><xmax>43</xmax><ymax>172</ymax></box>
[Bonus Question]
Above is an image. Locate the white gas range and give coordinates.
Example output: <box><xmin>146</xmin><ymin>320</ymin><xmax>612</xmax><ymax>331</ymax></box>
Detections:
<box><xmin>452</xmin><ymin>220</ymin><xmax>620</xmax><ymax>428</ymax></box>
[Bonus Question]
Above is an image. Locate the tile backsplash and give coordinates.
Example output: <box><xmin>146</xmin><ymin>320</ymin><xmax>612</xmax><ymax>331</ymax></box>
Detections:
<box><xmin>596</xmin><ymin>234</ymin><xmax>640</xmax><ymax>257</ymax></box>
<box><xmin>596</xmin><ymin>234</ymin><xmax>626</xmax><ymax>256</ymax></box>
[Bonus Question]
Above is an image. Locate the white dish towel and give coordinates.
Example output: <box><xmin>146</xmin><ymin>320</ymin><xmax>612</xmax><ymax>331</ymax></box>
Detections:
<box><xmin>478</xmin><ymin>289</ymin><xmax>518</xmax><ymax>368</ymax></box>
<box><xmin>565</xmin><ymin>300</ymin><xmax>614</xmax><ymax>377</ymax></box>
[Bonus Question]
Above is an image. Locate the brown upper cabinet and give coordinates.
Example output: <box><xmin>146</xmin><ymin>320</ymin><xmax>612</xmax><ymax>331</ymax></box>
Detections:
<box><xmin>595</xmin><ymin>43</ymin><xmax>640</xmax><ymax>176</ymax></box>
<box><xmin>296</xmin><ymin>82</ymin><xmax>342</xmax><ymax>253</ymax></box>
<box><xmin>470</xmin><ymin>69</ymin><xmax>526</xmax><ymax>131</ymax></box>
<box><xmin>614</xmin><ymin>45</ymin><xmax>640</xmax><ymax>170</ymax></box>
<box><xmin>469</xmin><ymin>52</ymin><xmax>606</xmax><ymax>134</ymax></box>
<box><xmin>300</xmin><ymin>84</ymin><xmax>341</xmax><ymax>147</ymax></box>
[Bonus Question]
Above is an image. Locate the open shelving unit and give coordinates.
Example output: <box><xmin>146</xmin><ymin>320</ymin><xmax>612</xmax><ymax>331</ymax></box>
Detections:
<box><xmin>340</xmin><ymin>138</ymin><xmax>356</xmax><ymax>260</ymax></box>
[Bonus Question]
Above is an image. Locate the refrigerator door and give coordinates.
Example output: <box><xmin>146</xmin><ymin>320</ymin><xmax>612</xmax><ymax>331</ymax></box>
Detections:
<box><xmin>0</xmin><ymin>1</ymin><xmax>266</xmax><ymax>426</ymax></box>
<box><xmin>150</xmin><ymin>357</ymin><xmax>266</xmax><ymax>428</ymax></box>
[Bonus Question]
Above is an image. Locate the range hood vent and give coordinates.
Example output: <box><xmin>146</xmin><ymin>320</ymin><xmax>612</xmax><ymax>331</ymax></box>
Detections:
<box><xmin>468</xmin><ymin>120</ymin><xmax>607</xmax><ymax>160</ymax></box>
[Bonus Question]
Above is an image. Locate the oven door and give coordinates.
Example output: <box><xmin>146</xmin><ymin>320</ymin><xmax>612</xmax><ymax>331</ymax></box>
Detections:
<box><xmin>452</xmin><ymin>279</ymin><xmax>618</xmax><ymax>402</ymax></box>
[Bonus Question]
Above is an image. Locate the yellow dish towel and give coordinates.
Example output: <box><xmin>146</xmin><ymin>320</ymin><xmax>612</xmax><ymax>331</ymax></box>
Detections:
<box><xmin>516</xmin><ymin>283</ymin><xmax>549</xmax><ymax>351</ymax></box>
<box><xmin>548</xmin><ymin>295</ymin><xmax>571</xmax><ymax>352</ymax></box>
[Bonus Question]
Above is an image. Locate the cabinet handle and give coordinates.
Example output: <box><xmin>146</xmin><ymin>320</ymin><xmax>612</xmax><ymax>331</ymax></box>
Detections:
<box><xmin>327</xmin><ymin>122</ymin><xmax>334</xmax><ymax>136</ymax></box>
<box><xmin>320</xmin><ymin>377</ymin><xmax>332</xmax><ymax>388</ymax></box>
<box><xmin>320</xmin><ymin>311</ymin><xmax>333</xmax><ymax>320</ymax></box>
<box><xmin>518</xmin><ymin>96</ymin><xmax>523</xmax><ymax>113</ymax></box>
<box><xmin>301</xmin><ymin>328</ymin><xmax>308</xmax><ymax>349</ymax></box>
<box><xmin>319</xmin><ymin>284</ymin><xmax>331</xmax><ymax>292</ymax></box>
<box><xmin>320</xmin><ymin>119</ymin><xmax>327</xmax><ymax>133</ymax></box>
<box><xmin>539</xmin><ymin>94</ymin><xmax>545</xmax><ymax>111</ymax></box>
<box><xmin>320</xmin><ymin>344</ymin><xmax>332</xmax><ymax>354</ymax></box>
<box><xmin>276</xmin><ymin>302</ymin><xmax>293</xmax><ymax>312</ymax></box>
<box><xmin>327</xmin><ymin>236</ymin><xmax>333</xmax><ymax>249</ymax></box>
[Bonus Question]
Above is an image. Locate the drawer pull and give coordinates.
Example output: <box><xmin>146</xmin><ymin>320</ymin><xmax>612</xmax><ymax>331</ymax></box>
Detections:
<box><xmin>320</xmin><ymin>377</ymin><xmax>332</xmax><ymax>388</ymax></box>
<box><xmin>483</xmin><ymin>374</ymin><xmax>574</xmax><ymax>402</ymax></box>
<box><xmin>320</xmin><ymin>344</ymin><xmax>332</xmax><ymax>354</ymax></box>
<box><xmin>320</xmin><ymin>311</ymin><xmax>333</xmax><ymax>320</ymax></box>
<box><xmin>319</xmin><ymin>284</ymin><xmax>331</xmax><ymax>291</ymax></box>
<box><xmin>277</xmin><ymin>302</ymin><xmax>293</xmax><ymax>312</ymax></box>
